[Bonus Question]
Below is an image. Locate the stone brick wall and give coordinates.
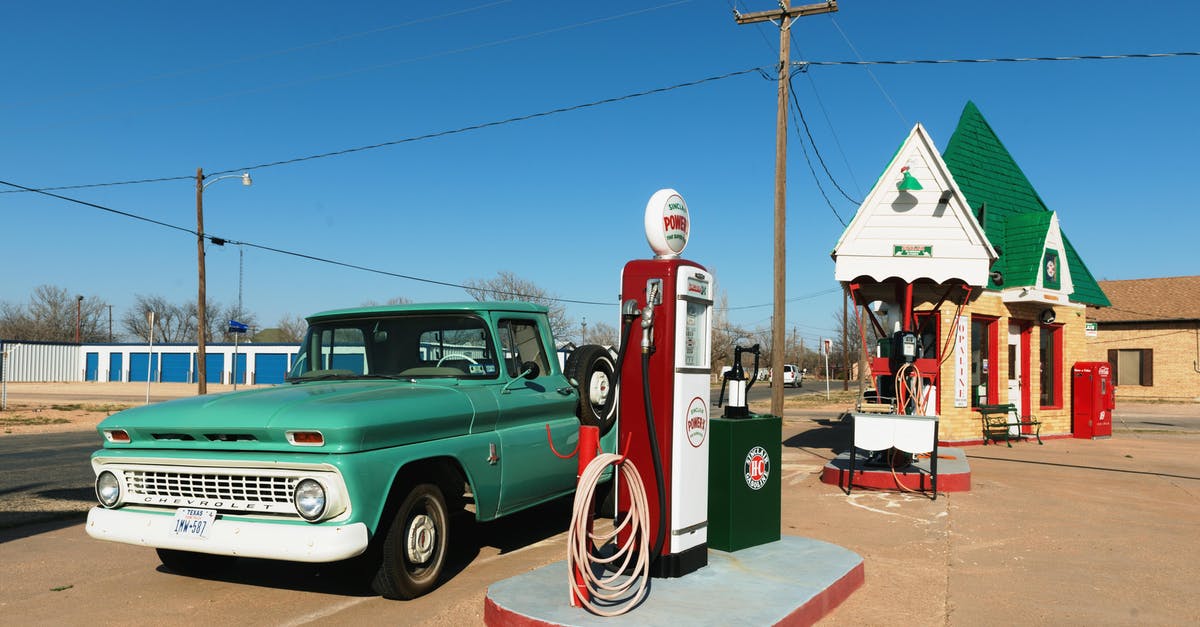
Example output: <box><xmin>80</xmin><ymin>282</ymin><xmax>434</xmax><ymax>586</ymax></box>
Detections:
<box><xmin>1085</xmin><ymin>321</ymin><xmax>1200</xmax><ymax>401</ymax></box>
<box><xmin>896</xmin><ymin>287</ymin><xmax>1085</xmax><ymax>443</ymax></box>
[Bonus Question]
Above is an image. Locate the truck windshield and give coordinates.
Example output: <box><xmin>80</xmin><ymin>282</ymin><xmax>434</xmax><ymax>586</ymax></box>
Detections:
<box><xmin>288</xmin><ymin>314</ymin><xmax>499</xmax><ymax>381</ymax></box>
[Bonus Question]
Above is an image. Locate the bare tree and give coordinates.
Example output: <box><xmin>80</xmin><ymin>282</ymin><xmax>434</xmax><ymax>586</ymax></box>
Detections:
<box><xmin>121</xmin><ymin>295</ymin><xmax>194</xmax><ymax>343</ymax></box>
<box><xmin>360</xmin><ymin>296</ymin><xmax>413</xmax><ymax>307</ymax></box>
<box><xmin>463</xmin><ymin>271</ymin><xmax>573</xmax><ymax>340</ymax></box>
<box><xmin>0</xmin><ymin>285</ymin><xmax>108</xmax><ymax>342</ymax></box>
<box><xmin>275</xmin><ymin>313</ymin><xmax>309</xmax><ymax>343</ymax></box>
<box><xmin>712</xmin><ymin>291</ymin><xmax>754</xmax><ymax>370</ymax></box>
<box><xmin>583</xmin><ymin>320</ymin><xmax>619</xmax><ymax>347</ymax></box>
<box><xmin>208</xmin><ymin>302</ymin><xmax>260</xmax><ymax>343</ymax></box>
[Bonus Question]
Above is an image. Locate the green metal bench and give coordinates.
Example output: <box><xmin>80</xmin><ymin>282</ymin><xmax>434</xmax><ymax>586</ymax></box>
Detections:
<box><xmin>977</xmin><ymin>403</ymin><xmax>1042</xmax><ymax>447</ymax></box>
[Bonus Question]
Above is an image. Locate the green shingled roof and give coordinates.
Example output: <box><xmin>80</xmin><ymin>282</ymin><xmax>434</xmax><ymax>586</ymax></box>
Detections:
<box><xmin>1001</xmin><ymin>212</ymin><xmax>1052</xmax><ymax>287</ymax></box>
<box><xmin>942</xmin><ymin>102</ymin><xmax>1110</xmax><ymax>307</ymax></box>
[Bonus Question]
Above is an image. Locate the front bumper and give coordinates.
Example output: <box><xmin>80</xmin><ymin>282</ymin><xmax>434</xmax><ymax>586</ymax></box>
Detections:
<box><xmin>86</xmin><ymin>507</ymin><xmax>369</xmax><ymax>563</ymax></box>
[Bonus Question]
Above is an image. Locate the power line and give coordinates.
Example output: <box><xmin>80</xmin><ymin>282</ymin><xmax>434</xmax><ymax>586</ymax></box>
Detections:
<box><xmin>787</xmin><ymin>73</ymin><xmax>860</xmax><ymax>206</ymax></box>
<box><xmin>2</xmin><ymin>66</ymin><xmax>763</xmax><ymax>194</ymax></box>
<box><xmin>828</xmin><ymin>18</ymin><xmax>907</xmax><ymax>128</ymax></box>
<box><xmin>781</xmin><ymin>77</ymin><xmax>848</xmax><ymax>226</ymax></box>
<box><xmin>718</xmin><ymin>287</ymin><xmax>842</xmax><ymax>311</ymax></box>
<box><xmin>2</xmin><ymin>1</ymin><xmax>515</xmax><ymax>112</ymax></box>
<box><xmin>790</xmin><ymin>45</ymin><xmax>864</xmax><ymax>198</ymax></box>
<box><xmin>795</xmin><ymin>51</ymin><xmax>1199</xmax><ymax>67</ymax></box>
<box><xmin>20</xmin><ymin>1</ymin><xmax>694</xmax><ymax>134</ymax></box>
<box><xmin>0</xmin><ymin>178</ymin><xmax>615</xmax><ymax>307</ymax></box>
<box><xmin>206</xmin><ymin>65</ymin><xmax>760</xmax><ymax>177</ymax></box>
<box><xmin>9</xmin><ymin>50</ymin><xmax>1191</xmax><ymax>194</ymax></box>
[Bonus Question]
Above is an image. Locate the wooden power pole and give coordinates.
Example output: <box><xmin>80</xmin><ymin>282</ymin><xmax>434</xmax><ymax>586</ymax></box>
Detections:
<box><xmin>735</xmin><ymin>1</ymin><xmax>838</xmax><ymax>417</ymax></box>
<box><xmin>196</xmin><ymin>167</ymin><xmax>208</xmax><ymax>395</ymax></box>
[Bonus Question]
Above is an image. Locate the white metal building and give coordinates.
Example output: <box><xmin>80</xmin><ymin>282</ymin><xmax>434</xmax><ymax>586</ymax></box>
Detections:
<box><xmin>0</xmin><ymin>340</ymin><xmax>299</xmax><ymax>385</ymax></box>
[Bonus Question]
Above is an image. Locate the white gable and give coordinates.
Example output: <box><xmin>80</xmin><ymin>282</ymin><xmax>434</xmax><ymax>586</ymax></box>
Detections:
<box><xmin>833</xmin><ymin>123</ymin><xmax>997</xmax><ymax>286</ymax></box>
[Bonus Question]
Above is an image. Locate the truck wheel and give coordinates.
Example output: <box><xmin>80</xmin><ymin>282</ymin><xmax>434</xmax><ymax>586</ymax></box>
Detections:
<box><xmin>373</xmin><ymin>483</ymin><xmax>448</xmax><ymax>600</ymax></box>
<box><xmin>156</xmin><ymin>548</ymin><xmax>235</xmax><ymax>576</ymax></box>
<box><xmin>564</xmin><ymin>345</ymin><xmax>617</xmax><ymax>436</ymax></box>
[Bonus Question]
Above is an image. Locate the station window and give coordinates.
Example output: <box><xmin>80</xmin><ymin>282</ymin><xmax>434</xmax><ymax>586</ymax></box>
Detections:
<box><xmin>1110</xmin><ymin>348</ymin><xmax>1154</xmax><ymax>387</ymax></box>
<box><xmin>970</xmin><ymin>316</ymin><xmax>998</xmax><ymax>407</ymax></box>
<box><xmin>1039</xmin><ymin>324</ymin><xmax>1063</xmax><ymax>408</ymax></box>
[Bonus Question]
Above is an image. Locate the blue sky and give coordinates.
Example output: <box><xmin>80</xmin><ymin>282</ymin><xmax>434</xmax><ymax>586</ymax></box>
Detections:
<box><xmin>2</xmin><ymin>0</ymin><xmax>1197</xmax><ymax>345</ymax></box>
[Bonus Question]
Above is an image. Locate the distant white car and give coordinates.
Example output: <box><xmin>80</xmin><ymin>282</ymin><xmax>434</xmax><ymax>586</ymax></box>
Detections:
<box><xmin>773</xmin><ymin>364</ymin><xmax>802</xmax><ymax>387</ymax></box>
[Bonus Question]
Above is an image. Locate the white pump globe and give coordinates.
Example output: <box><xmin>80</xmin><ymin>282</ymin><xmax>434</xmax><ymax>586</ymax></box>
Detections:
<box><xmin>644</xmin><ymin>188</ymin><xmax>689</xmax><ymax>258</ymax></box>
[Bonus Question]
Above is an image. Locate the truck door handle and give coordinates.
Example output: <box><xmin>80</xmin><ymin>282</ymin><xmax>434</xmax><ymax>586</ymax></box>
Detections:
<box><xmin>556</xmin><ymin>386</ymin><xmax>575</xmax><ymax>396</ymax></box>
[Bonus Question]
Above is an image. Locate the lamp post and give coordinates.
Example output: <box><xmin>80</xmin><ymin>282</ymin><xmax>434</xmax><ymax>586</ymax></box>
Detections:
<box><xmin>196</xmin><ymin>168</ymin><xmax>252</xmax><ymax>395</ymax></box>
<box><xmin>75</xmin><ymin>295</ymin><xmax>84</xmax><ymax>343</ymax></box>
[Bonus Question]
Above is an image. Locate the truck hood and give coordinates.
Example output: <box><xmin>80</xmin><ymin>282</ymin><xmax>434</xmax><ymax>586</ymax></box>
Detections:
<box><xmin>95</xmin><ymin>380</ymin><xmax>477</xmax><ymax>454</ymax></box>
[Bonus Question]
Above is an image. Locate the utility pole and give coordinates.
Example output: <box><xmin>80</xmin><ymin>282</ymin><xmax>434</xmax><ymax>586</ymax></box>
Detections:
<box><xmin>196</xmin><ymin>167</ymin><xmax>208</xmax><ymax>395</ymax></box>
<box><xmin>735</xmin><ymin>0</ymin><xmax>839</xmax><ymax>417</ymax></box>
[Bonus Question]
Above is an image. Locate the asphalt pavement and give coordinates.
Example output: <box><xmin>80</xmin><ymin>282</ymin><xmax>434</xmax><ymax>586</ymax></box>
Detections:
<box><xmin>1</xmin><ymin>387</ymin><xmax>1197</xmax><ymax>625</ymax></box>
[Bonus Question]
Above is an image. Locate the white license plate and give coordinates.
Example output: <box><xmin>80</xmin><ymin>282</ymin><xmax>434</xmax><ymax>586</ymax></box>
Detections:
<box><xmin>172</xmin><ymin>508</ymin><xmax>216</xmax><ymax>539</ymax></box>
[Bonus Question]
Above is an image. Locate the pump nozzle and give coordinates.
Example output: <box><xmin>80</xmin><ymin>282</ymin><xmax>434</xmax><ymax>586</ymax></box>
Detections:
<box><xmin>641</xmin><ymin>279</ymin><xmax>662</xmax><ymax>353</ymax></box>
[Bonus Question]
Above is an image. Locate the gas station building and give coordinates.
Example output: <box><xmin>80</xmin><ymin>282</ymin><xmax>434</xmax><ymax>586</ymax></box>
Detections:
<box><xmin>833</xmin><ymin>102</ymin><xmax>1110</xmax><ymax>444</ymax></box>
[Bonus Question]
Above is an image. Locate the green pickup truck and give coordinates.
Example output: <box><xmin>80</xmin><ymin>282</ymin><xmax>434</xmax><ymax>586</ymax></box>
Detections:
<box><xmin>86</xmin><ymin>301</ymin><xmax>617</xmax><ymax>599</ymax></box>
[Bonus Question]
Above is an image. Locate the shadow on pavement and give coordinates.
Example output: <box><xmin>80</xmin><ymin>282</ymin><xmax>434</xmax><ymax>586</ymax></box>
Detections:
<box><xmin>146</xmin><ymin>493</ymin><xmax>578</xmax><ymax>598</ymax></box>
<box><xmin>969</xmin><ymin>454</ymin><xmax>1200</xmax><ymax>481</ymax></box>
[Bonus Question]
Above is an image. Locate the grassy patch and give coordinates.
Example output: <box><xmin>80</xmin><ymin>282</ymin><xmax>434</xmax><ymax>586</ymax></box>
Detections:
<box><xmin>49</xmin><ymin>403</ymin><xmax>131</xmax><ymax>412</ymax></box>
<box><xmin>0</xmin><ymin>415</ymin><xmax>70</xmax><ymax>427</ymax></box>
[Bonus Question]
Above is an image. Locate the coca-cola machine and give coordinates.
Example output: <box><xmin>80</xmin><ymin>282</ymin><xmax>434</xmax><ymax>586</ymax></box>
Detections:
<box><xmin>1072</xmin><ymin>362</ymin><xmax>1115</xmax><ymax>439</ymax></box>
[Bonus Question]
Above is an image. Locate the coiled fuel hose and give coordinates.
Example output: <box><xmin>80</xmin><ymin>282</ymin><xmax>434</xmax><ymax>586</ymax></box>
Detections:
<box><xmin>567</xmin><ymin>452</ymin><xmax>651</xmax><ymax>616</ymax></box>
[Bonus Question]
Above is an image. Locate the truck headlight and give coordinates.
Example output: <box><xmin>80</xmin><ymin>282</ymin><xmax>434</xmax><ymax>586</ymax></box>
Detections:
<box><xmin>294</xmin><ymin>479</ymin><xmax>327</xmax><ymax>522</ymax></box>
<box><xmin>96</xmin><ymin>471</ymin><xmax>121</xmax><ymax>508</ymax></box>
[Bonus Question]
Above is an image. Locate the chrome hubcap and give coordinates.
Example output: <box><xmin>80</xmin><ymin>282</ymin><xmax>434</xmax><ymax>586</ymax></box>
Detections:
<box><xmin>406</xmin><ymin>513</ymin><xmax>437</xmax><ymax>564</ymax></box>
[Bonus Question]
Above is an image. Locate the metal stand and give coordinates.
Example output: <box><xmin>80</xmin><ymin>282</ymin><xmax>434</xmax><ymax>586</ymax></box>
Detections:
<box><xmin>847</xmin><ymin>413</ymin><xmax>939</xmax><ymax>500</ymax></box>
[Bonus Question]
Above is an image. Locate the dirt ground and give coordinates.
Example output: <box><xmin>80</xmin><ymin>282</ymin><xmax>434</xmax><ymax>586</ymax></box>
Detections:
<box><xmin>2</xmin><ymin>381</ymin><xmax>1198</xmax><ymax>624</ymax></box>
<box><xmin>0</xmin><ymin>382</ymin><xmax>271</xmax><ymax>436</ymax></box>
<box><xmin>0</xmin><ymin>381</ymin><xmax>855</xmax><ymax>436</ymax></box>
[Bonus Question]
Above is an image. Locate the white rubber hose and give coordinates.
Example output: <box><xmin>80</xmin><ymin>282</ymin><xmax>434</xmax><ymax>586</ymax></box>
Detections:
<box><xmin>567</xmin><ymin>452</ymin><xmax>651</xmax><ymax>616</ymax></box>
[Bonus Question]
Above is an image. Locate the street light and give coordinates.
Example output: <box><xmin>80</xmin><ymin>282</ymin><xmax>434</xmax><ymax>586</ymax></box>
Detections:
<box><xmin>196</xmin><ymin>168</ymin><xmax>252</xmax><ymax>395</ymax></box>
<box><xmin>75</xmin><ymin>295</ymin><xmax>84</xmax><ymax>344</ymax></box>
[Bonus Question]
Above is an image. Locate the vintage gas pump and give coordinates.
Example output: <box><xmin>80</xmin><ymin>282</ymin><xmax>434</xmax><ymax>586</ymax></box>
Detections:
<box><xmin>617</xmin><ymin>188</ymin><xmax>713</xmax><ymax>578</ymax></box>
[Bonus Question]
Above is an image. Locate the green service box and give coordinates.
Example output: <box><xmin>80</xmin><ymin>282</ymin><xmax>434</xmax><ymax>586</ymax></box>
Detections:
<box><xmin>708</xmin><ymin>414</ymin><xmax>781</xmax><ymax>552</ymax></box>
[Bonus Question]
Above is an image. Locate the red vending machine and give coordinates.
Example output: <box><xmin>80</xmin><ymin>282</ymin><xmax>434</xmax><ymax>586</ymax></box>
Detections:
<box><xmin>1072</xmin><ymin>362</ymin><xmax>1115</xmax><ymax>439</ymax></box>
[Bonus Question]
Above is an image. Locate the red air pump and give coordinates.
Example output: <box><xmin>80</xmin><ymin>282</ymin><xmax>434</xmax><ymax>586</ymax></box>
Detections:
<box><xmin>616</xmin><ymin>189</ymin><xmax>713</xmax><ymax>578</ymax></box>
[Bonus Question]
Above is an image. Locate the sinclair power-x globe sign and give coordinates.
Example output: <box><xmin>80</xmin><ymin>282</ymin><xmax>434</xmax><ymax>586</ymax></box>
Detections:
<box><xmin>645</xmin><ymin>188</ymin><xmax>689</xmax><ymax>258</ymax></box>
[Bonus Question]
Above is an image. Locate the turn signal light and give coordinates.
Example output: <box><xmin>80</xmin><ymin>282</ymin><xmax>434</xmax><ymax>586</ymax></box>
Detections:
<box><xmin>287</xmin><ymin>431</ymin><xmax>324</xmax><ymax>446</ymax></box>
<box><xmin>104</xmin><ymin>429</ymin><xmax>131</xmax><ymax>443</ymax></box>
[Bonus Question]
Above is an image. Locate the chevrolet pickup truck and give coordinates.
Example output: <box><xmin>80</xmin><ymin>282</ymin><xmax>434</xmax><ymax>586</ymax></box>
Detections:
<box><xmin>86</xmin><ymin>301</ymin><xmax>617</xmax><ymax>599</ymax></box>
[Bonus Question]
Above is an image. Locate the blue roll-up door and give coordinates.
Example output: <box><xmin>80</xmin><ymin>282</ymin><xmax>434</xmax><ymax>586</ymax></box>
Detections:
<box><xmin>160</xmin><ymin>353</ymin><xmax>190</xmax><ymax>383</ymax></box>
<box><xmin>254</xmin><ymin>353</ymin><xmax>288</xmax><ymax>384</ymax></box>
<box><xmin>231</xmin><ymin>353</ymin><xmax>247</xmax><ymax>384</ymax></box>
<box><xmin>109</xmin><ymin>353</ymin><xmax>123</xmax><ymax>382</ymax></box>
<box><xmin>129</xmin><ymin>353</ymin><xmax>159</xmax><ymax>382</ymax></box>
<box><xmin>192</xmin><ymin>353</ymin><xmax>225</xmax><ymax>384</ymax></box>
<box><xmin>331</xmin><ymin>353</ymin><xmax>365</xmax><ymax>374</ymax></box>
<box><xmin>85</xmin><ymin>353</ymin><xmax>100</xmax><ymax>381</ymax></box>
<box><xmin>207</xmin><ymin>353</ymin><xmax>225</xmax><ymax>384</ymax></box>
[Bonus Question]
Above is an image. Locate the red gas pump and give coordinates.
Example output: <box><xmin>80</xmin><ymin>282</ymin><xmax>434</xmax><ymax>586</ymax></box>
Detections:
<box><xmin>617</xmin><ymin>189</ymin><xmax>713</xmax><ymax>578</ymax></box>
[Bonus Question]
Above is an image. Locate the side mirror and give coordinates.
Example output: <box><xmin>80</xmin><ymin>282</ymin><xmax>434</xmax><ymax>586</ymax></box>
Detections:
<box><xmin>521</xmin><ymin>361</ymin><xmax>540</xmax><ymax>380</ymax></box>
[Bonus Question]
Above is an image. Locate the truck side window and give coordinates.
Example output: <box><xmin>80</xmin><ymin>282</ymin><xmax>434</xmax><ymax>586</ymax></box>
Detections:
<box><xmin>497</xmin><ymin>319</ymin><xmax>550</xmax><ymax>378</ymax></box>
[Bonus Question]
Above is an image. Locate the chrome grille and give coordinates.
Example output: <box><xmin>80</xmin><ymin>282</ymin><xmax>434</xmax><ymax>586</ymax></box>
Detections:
<box><xmin>123</xmin><ymin>470</ymin><xmax>297</xmax><ymax>503</ymax></box>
